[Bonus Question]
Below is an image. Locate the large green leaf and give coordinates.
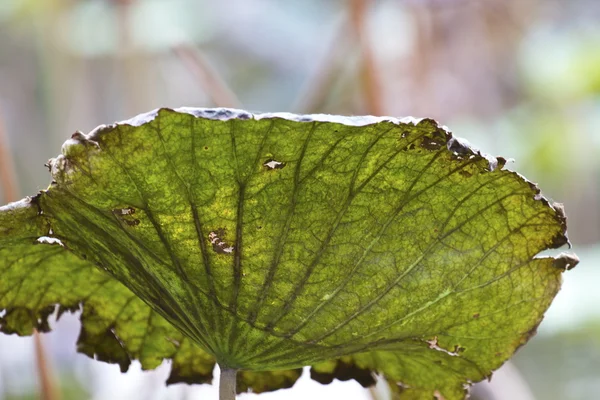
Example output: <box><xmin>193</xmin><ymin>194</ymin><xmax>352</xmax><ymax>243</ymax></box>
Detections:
<box><xmin>0</xmin><ymin>108</ymin><xmax>577</xmax><ymax>398</ymax></box>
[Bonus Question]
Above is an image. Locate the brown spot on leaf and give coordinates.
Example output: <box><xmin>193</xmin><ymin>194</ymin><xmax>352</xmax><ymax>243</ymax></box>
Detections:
<box><xmin>113</xmin><ymin>207</ymin><xmax>135</xmax><ymax>216</ymax></box>
<box><xmin>473</xmin><ymin>313</ymin><xmax>480</xmax><ymax>319</ymax></box>
<box><xmin>553</xmin><ymin>253</ymin><xmax>579</xmax><ymax>270</ymax></box>
<box><xmin>497</xmin><ymin>156</ymin><xmax>507</xmax><ymax>169</ymax></box>
<box><xmin>420</xmin><ymin>135</ymin><xmax>444</xmax><ymax>151</ymax></box>
<box><xmin>209</xmin><ymin>228</ymin><xmax>234</xmax><ymax>254</ymax></box>
<box><xmin>112</xmin><ymin>207</ymin><xmax>140</xmax><ymax>227</ymax></box>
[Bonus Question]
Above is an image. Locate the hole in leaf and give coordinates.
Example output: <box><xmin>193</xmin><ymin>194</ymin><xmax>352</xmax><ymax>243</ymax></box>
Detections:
<box><xmin>426</xmin><ymin>336</ymin><xmax>459</xmax><ymax>357</ymax></box>
<box><xmin>112</xmin><ymin>207</ymin><xmax>140</xmax><ymax>227</ymax></box>
<box><xmin>113</xmin><ymin>207</ymin><xmax>135</xmax><ymax>216</ymax></box>
<box><xmin>263</xmin><ymin>159</ymin><xmax>286</xmax><ymax>170</ymax></box>
<box><xmin>209</xmin><ymin>229</ymin><xmax>234</xmax><ymax>254</ymax></box>
<box><xmin>36</xmin><ymin>236</ymin><xmax>64</xmax><ymax>247</ymax></box>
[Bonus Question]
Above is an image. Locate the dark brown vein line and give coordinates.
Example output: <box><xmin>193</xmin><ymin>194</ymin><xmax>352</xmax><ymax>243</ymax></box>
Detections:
<box><xmin>251</xmin><ymin>119</ymin><xmax>275</xmax><ymax>177</ymax></box>
<box><xmin>31</xmin><ymin>283</ymin><xmax>54</xmax><ymax>313</ymax></box>
<box><xmin>97</xmin><ymin>136</ymin><xmax>217</xmax><ymax>343</ymax></box>
<box><xmin>232</xmin><ymin>119</ymin><xmax>275</xmax><ymax>313</ymax></box>
<box><xmin>225</xmin><ymin>118</ymin><xmax>244</xmax><ymax>353</ymax></box>
<box><xmin>350</xmin><ymin>128</ymin><xmax>424</xmax><ymax>195</ymax></box>
<box><xmin>348</xmin><ymin>127</ymin><xmax>394</xmax><ymax>193</ymax></box>
<box><xmin>151</xmin><ymin>120</ymin><xmax>220</xmax><ymax>331</ymax></box>
<box><xmin>0</xmin><ymin>255</ymin><xmax>58</xmax><ymax>305</ymax></box>
<box><xmin>138</xmin><ymin>309</ymin><xmax>154</xmax><ymax>357</ymax></box>
<box><xmin>0</xmin><ymin>253</ymin><xmax>31</xmax><ymax>281</ymax></box>
<box><xmin>228</xmin><ymin>119</ymin><xmax>244</xmax><ymax>313</ymax></box>
<box><xmin>262</xmin><ymin>200</ymin><xmax>352</xmax><ymax>330</ymax></box>
<box><xmin>264</xmin><ymin>134</ymin><xmax>445</xmax><ymax>331</ymax></box>
<box><xmin>247</xmin><ymin>122</ymin><xmax>320</xmax><ymax>323</ymax></box>
<box><xmin>228</xmin><ymin>119</ymin><xmax>275</xmax><ymax>322</ymax></box>
<box><xmin>439</xmin><ymin>298</ymin><xmax>544</xmax><ymax>338</ymax></box>
<box><xmin>131</xmin><ymin>207</ymin><xmax>216</xmax><ymax>346</ymax></box>
<box><xmin>52</xmin><ymin>190</ymin><xmax>320</xmax><ymax>346</ymax></box>
<box><xmin>324</xmin><ymin>215</ymin><xmax>553</xmax><ymax>348</ymax></box>
<box><xmin>231</xmin><ymin>183</ymin><xmax>245</xmax><ymax>313</ymax></box>
<box><xmin>259</xmin><ymin>163</ymin><xmax>508</xmax><ymax>362</ymax></box>
<box><xmin>57</xmin><ymin>190</ymin><xmax>182</xmax><ymax>284</ymax></box>
<box><xmin>252</xmin><ymin>320</ymin><xmax>483</xmax><ymax>376</ymax></box>
<box><xmin>188</xmin><ymin>117</ymin><xmax>221</xmax><ymax>332</ymax></box>
<box><xmin>310</xmin><ymin>191</ymin><xmax>536</xmax><ymax>343</ymax></box>
<box><xmin>50</xmin><ymin>193</ymin><xmax>214</xmax><ymax>351</ymax></box>
<box><xmin>144</xmin><ymin>206</ymin><xmax>189</xmax><ymax>279</ymax></box>
<box><xmin>367</xmin><ymin>257</ymin><xmax>535</xmax><ymax>342</ymax></box>
<box><xmin>390</xmin><ymin>347</ymin><xmax>487</xmax><ymax>386</ymax></box>
<box><xmin>286</xmin><ymin>172</ymin><xmax>511</xmax><ymax>338</ymax></box>
<box><xmin>106</xmin><ymin>295</ymin><xmax>139</xmax><ymax>328</ymax></box>
<box><xmin>454</xmin><ymin>230</ymin><xmax>555</xmax><ymax>294</ymax></box>
<box><xmin>398</xmin><ymin>224</ymin><xmax>543</xmax><ymax>337</ymax></box>
<box><xmin>190</xmin><ymin>204</ymin><xmax>219</xmax><ymax>304</ymax></box>
<box><xmin>61</xmin><ymin>158</ymin><xmax>133</xmax><ymax>204</ymax></box>
<box><xmin>298</xmin><ymin>128</ymin><xmax>347</xmax><ymax>185</ymax></box>
<box><xmin>73</xmin><ymin>270</ymin><xmax>113</xmax><ymax>305</ymax></box>
<box><xmin>229</xmin><ymin>119</ymin><xmax>242</xmax><ymax>185</ymax></box>
<box><xmin>58</xmin><ymin>184</ymin><xmax>318</xmax><ymax>341</ymax></box>
<box><xmin>267</xmin><ymin>148</ymin><xmax>444</xmax><ymax>333</ymax></box>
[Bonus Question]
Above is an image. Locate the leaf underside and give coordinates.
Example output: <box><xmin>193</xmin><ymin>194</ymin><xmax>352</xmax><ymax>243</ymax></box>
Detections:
<box><xmin>0</xmin><ymin>108</ymin><xmax>577</xmax><ymax>399</ymax></box>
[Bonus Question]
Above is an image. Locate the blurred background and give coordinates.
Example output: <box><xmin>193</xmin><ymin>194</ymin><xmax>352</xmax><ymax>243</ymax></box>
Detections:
<box><xmin>0</xmin><ymin>0</ymin><xmax>598</xmax><ymax>399</ymax></box>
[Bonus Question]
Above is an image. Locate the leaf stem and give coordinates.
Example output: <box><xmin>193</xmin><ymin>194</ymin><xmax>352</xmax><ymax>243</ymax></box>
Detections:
<box><xmin>34</xmin><ymin>333</ymin><xmax>59</xmax><ymax>400</ymax></box>
<box><xmin>219</xmin><ymin>367</ymin><xmax>237</xmax><ymax>400</ymax></box>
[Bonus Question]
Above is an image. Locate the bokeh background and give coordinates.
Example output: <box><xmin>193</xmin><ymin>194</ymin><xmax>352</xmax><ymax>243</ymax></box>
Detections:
<box><xmin>0</xmin><ymin>0</ymin><xmax>598</xmax><ymax>399</ymax></box>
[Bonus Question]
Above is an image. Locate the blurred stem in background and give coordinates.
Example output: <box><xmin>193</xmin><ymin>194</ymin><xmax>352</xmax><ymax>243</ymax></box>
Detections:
<box><xmin>292</xmin><ymin>12</ymin><xmax>353</xmax><ymax>114</ymax></box>
<box><xmin>0</xmin><ymin>111</ymin><xmax>17</xmax><ymax>203</ymax></box>
<box><xmin>349</xmin><ymin>0</ymin><xmax>383</xmax><ymax>116</ymax></box>
<box><xmin>0</xmin><ymin>110</ymin><xmax>59</xmax><ymax>400</ymax></box>
<box><xmin>173</xmin><ymin>44</ymin><xmax>242</xmax><ymax>109</ymax></box>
